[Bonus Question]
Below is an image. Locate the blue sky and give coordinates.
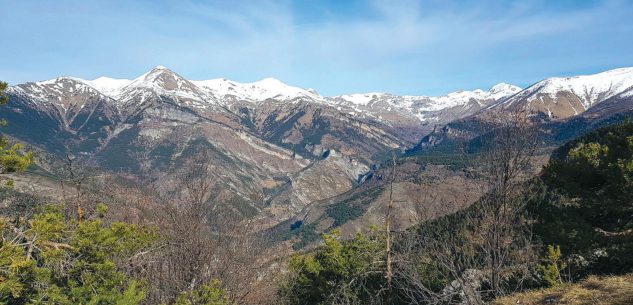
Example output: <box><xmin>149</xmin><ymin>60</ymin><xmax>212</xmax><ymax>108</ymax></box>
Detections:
<box><xmin>1</xmin><ymin>0</ymin><xmax>632</xmax><ymax>96</ymax></box>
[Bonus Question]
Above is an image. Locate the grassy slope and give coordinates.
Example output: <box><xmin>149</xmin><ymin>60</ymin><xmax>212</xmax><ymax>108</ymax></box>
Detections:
<box><xmin>493</xmin><ymin>274</ymin><xmax>633</xmax><ymax>305</ymax></box>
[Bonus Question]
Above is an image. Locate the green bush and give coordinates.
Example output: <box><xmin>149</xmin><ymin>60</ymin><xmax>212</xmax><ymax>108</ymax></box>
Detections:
<box><xmin>0</xmin><ymin>204</ymin><xmax>158</xmax><ymax>304</ymax></box>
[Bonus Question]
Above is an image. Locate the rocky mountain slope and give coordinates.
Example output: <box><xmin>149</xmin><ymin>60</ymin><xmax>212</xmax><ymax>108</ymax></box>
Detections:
<box><xmin>2</xmin><ymin>66</ymin><xmax>518</xmax><ymax>225</ymax></box>
<box><xmin>413</xmin><ymin>67</ymin><xmax>633</xmax><ymax>154</ymax></box>
<box><xmin>494</xmin><ymin>67</ymin><xmax>633</xmax><ymax>119</ymax></box>
<box><xmin>4</xmin><ymin>66</ymin><xmax>633</xmax><ymax>232</ymax></box>
<box><xmin>329</xmin><ymin>83</ymin><xmax>521</xmax><ymax>134</ymax></box>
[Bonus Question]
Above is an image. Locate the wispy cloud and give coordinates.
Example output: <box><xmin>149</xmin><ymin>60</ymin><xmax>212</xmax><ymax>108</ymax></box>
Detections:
<box><xmin>1</xmin><ymin>0</ymin><xmax>632</xmax><ymax>95</ymax></box>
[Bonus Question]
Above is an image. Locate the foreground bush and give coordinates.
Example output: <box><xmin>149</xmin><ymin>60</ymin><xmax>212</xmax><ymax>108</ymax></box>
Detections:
<box><xmin>278</xmin><ymin>230</ymin><xmax>389</xmax><ymax>305</ymax></box>
<box><xmin>0</xmin><ymin>204</ymin><xmax>157</xmax><ymax>304</ymax></box>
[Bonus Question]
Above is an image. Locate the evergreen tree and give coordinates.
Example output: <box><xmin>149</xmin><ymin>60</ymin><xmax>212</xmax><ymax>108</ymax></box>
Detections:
<box><xmin>0</xmin><ymin>81</ymin><xmax>33</xmax><ymax>178</ymax></box>
<box><xmin>537</xmin><ymin>245</ymin><xmax>565</xmax><ymax>287</ymax></box>
<box><xmin>278</xmin><ymin>230</ymin><xmax>388</xmax><ymax>305</ymax></box>
<box><xmin>0</xmin><ymin>204</ymin><xmax>158</xmax><ymax>304</ymax></box>
<box><xmin>173</xmin><ymin>279</ymin><xmax>233</xmax><ymax>305</ymax></box>
<box><xmin>533</xmin><ymin>122</ymin><xmax>633</xmax><ymax>275</ymax></box>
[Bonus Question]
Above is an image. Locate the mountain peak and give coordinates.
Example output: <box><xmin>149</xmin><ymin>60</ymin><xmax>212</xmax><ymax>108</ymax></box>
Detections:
<box><xmin>251</xmin><ymin>77</ymin><xmax>293</xmax><ymax>91</ymax></box>
<box><xmin>490</xmin><ymin>82</ymin><xmax>521</xmax><ymax>92</ymax></box>
<box><xmin>147</xmin><ymin>65</ymin><xmax>173</xmax><ymax>74</ymax></box>
<box><xmin>126</xmin><ymin>66</ymin><xmax>198</xmax><ymax>93</ymax></box>
<box><xmin>516</xmin><ymin>66</ymin><xmax>633</xmax><ymax>110</ymax></box>
<box><xmin>142</xmin><ymin>65</ymin><xmax>179</xmax><ymax>80</ymax></box>
<box><xmin>488</xmin><ymin>83</ymin><xmax>521</xmax><ymax>100</ymax></box>
<box><xmin>254</xmin><ymin>77</ymin><xmax>284</xmax><ymax>84</ymax></box>
<box><xmin>84</xmin><ymin>77</ymin><xmax>132</xmax><ymax>97</ymax></box>
<box><xmin>192</xmin><ymin>77</ymin><xmax>321</xmax><ymax>102</ymax></box>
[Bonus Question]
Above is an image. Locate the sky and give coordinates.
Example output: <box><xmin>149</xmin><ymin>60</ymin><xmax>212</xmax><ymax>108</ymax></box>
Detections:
<box><xmin>1</xmin><ymin>0</ymin><xmax>633</xmax><ymax>96</ymax></box>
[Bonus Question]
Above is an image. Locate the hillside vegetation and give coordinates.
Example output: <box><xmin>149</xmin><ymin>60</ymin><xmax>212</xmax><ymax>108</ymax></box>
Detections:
<box><xmin>276</xmin><ymin>120</ymin><xmax>633</xmax><ymax>304</ymax></box>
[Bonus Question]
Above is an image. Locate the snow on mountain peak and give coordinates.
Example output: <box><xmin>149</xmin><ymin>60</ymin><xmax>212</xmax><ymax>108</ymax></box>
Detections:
<box><xmin>6</xmin><ymin>76</ymin><xmax>109</xmax><ymax>108</ymax></box>
<box><xmin>332</xmin><ymin>84</ymin><xmax>521</xmax><ymax>111</ymax></box>
<box><xmin>31</xmin><ymin>76</ymin><xmax>104</xmax><ymax>96</ymax></box>
<box><xmin>519</xmin><ymin>67</ymin><xmax>633</xmax><ymax>108</ymax></box>
<box><xmin>83</xmin><ymin>77</ymin><xmax>132</xmax><ymax>97</ymax></box>
<box><xmin>138</xmin><ymin>66</ymin><xmax>178</xmax><ymax>82</ymax></box>
<box><xmin>334</xmin><ymin>93</ymin><xmax>389</xmax><ymax>106</ymax></box>
<box><xmin>490</xmin><ymin>82</ymin><xmax>521</xmax><ymax>93</ymax></box>
<box><xmin>192</xmin><ymin>77</ymin><xmax>321</xmax><ymax>102</ymax></box>
<box><xmin>488</xmin><ymin>83</ymin><xmax>521</xmax><ymax>100</ymax></box>
<box><xmin>253</xmin><ymin>77</ymin><xmax>284</xmax><ymax>85</ymax></box>
<box><xmin>10</xmin><ymin>66</ymin><xmax>632</xmax><ymax>123</ymax></box>
<box><xmin>123</xmin><ymin>66</ymin><xmax>200</xmax><ymax>94</ymax></box>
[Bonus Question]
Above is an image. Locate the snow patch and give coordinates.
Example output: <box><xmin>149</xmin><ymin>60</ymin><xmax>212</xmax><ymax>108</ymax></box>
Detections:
<box><xmin>192</xmin><ymin>77</ymin><xmax>322</xmax><ymax>103</ymax></box>
<box><xmin>514</xmin><ymin>67</ymin><xmax>633</xmax><ymax>109</ymax></box>
<box><xmin>84</xmin><ymin>77</ymin><xmax>132</xmax><ymax>97</ymax></box>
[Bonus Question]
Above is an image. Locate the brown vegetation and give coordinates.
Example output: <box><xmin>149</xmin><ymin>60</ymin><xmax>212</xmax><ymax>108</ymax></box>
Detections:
<box><xmin>493</xmin><ymin>274</ymin><xmax>633</xmax><ymax>305</ymax></box>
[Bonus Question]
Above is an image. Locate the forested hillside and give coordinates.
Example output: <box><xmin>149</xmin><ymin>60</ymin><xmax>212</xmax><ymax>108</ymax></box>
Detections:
<box><xmin>276</xmin><ymin>121</ymin><xmax>633</xmax><ymax>304</ymax></box>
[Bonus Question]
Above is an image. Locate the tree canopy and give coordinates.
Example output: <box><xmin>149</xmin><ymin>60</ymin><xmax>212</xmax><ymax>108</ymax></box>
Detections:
<box><xmin>0</xmin><ymin>81</ymin><xmax>33</xmax><ymax>177</ymax></box>
<box><xmin>534</xmin><ymin>121</ymin><xmax>633</xmax><ymax>275</ymax></box>
<box><xmin>0</xmin><ymin>204</ymin><xmax>158</xmax><ymax>304</ymax></box>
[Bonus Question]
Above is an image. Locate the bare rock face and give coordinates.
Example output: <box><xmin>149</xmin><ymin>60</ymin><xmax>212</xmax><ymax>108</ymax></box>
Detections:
<box><xmin>263</xmin><ymin>149</ymin><xmax>369</xmax><ymax>222</ymax></box>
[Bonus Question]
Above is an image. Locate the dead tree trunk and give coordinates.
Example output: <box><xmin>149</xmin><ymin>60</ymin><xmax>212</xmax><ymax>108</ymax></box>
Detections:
<box><xmin>385</xmin><ymin>153</ymin><xmax>397</xmax><ymax>296</ymax></box>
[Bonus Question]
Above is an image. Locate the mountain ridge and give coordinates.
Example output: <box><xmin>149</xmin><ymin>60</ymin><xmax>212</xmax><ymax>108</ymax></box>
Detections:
<box><xmin>4</xmin><ymin>65</ymin><xmax>633</xmax><ymax>232</ymax></box>
<box><xmin>13</xmin><ymin>66</ymin><xmax>633</xmax><ymax>127</ymax></box>
<box><xmin>493</xmin><ymin>67</ymin><xmax>633</xmax><ymax>118</ymax></box>
<box><xmin>8</xmin><ymin>65</ymin><xmax>521</xmax><ymax>122</ymax></box>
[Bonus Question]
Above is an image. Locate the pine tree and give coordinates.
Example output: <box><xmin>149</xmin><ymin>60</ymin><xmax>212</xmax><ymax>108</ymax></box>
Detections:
<box><xmin>0</xmin><ymin>204</ymin><xmax>158</xmax><ymax>304</ymax></box>
<box><xmin>537</xmin><ymin>245</ymin><xmax>565</xmax><ymax>287</ymax></box>
<box><xmin>173</xmin><ymin>279</ymin><xmax>233</xmax><ymax>305</ymax></box>
<box><xmin>278</xmin><ymin>229</ymin><xmax>389</xmax><ymax>305</ymax></box>
<box><xmin>0</xmin><ymin>81</ymin><xmax>34</xmax><ymax>180</ymax></box>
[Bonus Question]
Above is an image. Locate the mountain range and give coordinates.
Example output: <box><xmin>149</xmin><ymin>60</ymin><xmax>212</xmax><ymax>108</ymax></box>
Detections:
<box><xmin>3</xmin><ymin>66</ymin><xmax>633</xmax><ymax>233</ymax></box>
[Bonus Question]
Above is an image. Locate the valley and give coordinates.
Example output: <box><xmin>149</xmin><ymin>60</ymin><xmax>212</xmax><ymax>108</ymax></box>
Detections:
<box><xmin>2</xmin><ymin>66</ymin><xmax>633</xmax><ymax>304</ymax></box>
<box><xmin>3</xmin><ymin>66</ymin><xmax>633</xmax><ymax>233</ymax></box>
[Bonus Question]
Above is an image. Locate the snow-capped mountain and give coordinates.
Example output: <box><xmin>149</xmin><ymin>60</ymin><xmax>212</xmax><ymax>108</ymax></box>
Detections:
<box><xmin>496</xmin><ymin>67</ymin><xmax>633</xmax><ymax>118</ymax></box>
<box><xmin>7</xmin><ymin>77</ymin><xmax>119</xmax><ymax>136</ymax></box>
<box><xmin>7</xmin><ymin>66</ymin><xmax>523</xmax><ymax>127</ymax></box>
<box><xmin>2</xmin><ymin>66</ymin><xmax>420</xmax><ymax>222</ymax></box>
<box><xmin>104</xmin><ymin>66</ymin><xmax>222</xmax><ymax>110</ymax></box>
<box><xmin>328</xmin><ymin>83</ymin><xmax>521</xmax><ymax>123</ymax></box>
<box><xmin>83</xmin><ymin>77</ymin><xmax>132</xmax><ymax>98</ymax></box>
<box><xmin>332</xmin><ymin>83</ymin><xmax>520</xmax><ymax>109</ymax></box>
<box><xmin>9</xmin><ymin>65</ymin><xmax>633</xmax><ymax>136</ymax></box>
<box><xmin>192</xmin><ymin>77</ymin><xmax>322</xmax><ymax>103</ymax></box>
<box><xmin>9</xmin><ymin>76</ymin><xmax>110</xmax><ymax>106</ymax></box>
<box><xmin>412</xmin><ymin>67</ymin><xmax>633</xmax><ymax>155</ymax></box>
<box><xmin>582</xmin><ymin>85</ymin><xmax>633</xmax><ymax>118</ymax></box>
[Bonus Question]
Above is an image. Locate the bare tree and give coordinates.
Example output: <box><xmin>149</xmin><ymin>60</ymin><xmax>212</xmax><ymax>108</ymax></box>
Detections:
<box><xmin>57</xmin><ymin>148</ymin><xmax>104</xmax><ymax>221</ymax></box>
<box><xmin>395</xmin><ymin>110</ymin><xmax>539</xmax><ymax>304</ymax></box>
<box><xmin>116</xmin><ymin>150</ymin><xmax>266</xmax><ymax>304</ymax></box>
<box><xmin>475</xmin><ymin>111</ymin><xmax>539</xmax><ymax>297</ymax></box>
<box><xmin>385</xmin><ymin>153</ymin><xmax>397</xmax><ymax>295</ymax></box>
<box><xmin>137</xmin><ymin>151</ymin><xmax>218</xmax><ymax>303</ymax></box>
